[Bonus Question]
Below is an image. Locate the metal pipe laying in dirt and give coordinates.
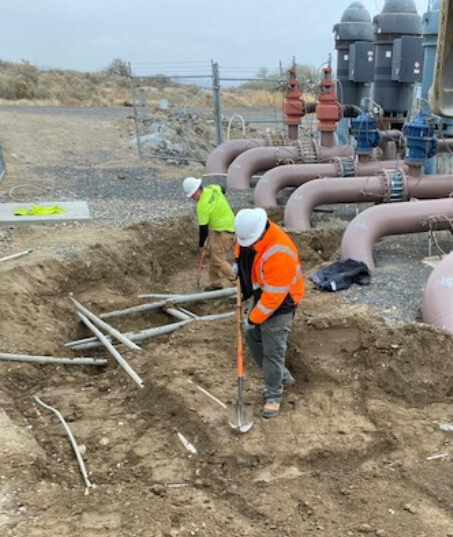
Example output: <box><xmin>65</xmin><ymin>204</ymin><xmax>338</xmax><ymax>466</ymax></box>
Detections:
<box><xmin>340</xmin><ymin>198</ymin><xmax>453</xmax><ymax>270</ymax></box>
<box><xmin>284</xmin><ymin>173</ymin><xmax>453</xmax><ymax>232</ymax></box>
<box><xmin>254</xmin><ymin>159</ymin><xmax>405</xmax><ymax>208</ymax></box>
<box><xmin>69</xmin><ymin>295</ymin><xmax>141</xmax><ymax>351</ymax></box>
<box><xmin>76</xmin><ymin>311</ymin><xmax>144</xmax><ymax>389</ymax></box>
<box><xmin>66</xmin><ymin>319</ymin><xmax>191</xmax><ymax>350</ymax></box>
<box><xmin>33</xmin><ymin>396</ymin><xmax>93</xmax><ymax>494</ymax></box>
<box><xmin>164</xmin><ymin>307</ymin><xmax>193</xmax><ymax>321</ymax></box>
<box><xmin>101</xmin><ymin>287</ymin><xmax>236</xmax><ymax>320</ymax></box>
<box><xmin>423</xmin><ymin>252</ymin><xmax>453</xmax><ymax>334</ymax></box>
<box><xmin>0</xmin><ymin>352</ymin><xmax>107</xmax><ymax>366</ymax></box>
<box><xmin>226</xmin><ymin>144</ymin><xmax>354</xmax><ymax>190</ymax></box>
<box><xmin>0</xmin><ymin>249</ymin><xmax>34</xmax><ymax>264</ymax></box>
<box><xmin>66</xmin><ymin>312</ymin><xmax>234</xmax><ymax>350</ymax></box>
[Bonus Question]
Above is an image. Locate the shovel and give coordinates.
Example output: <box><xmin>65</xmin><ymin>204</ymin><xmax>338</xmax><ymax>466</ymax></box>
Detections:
<box><xmin>228</xmin><ymin>279</ymin><xmax>254</xmax><ymax>434</ymax></box>
<box><xmin>188</xmin><ymin>248</ymin><xmax>207</xmax><ymax>293</ymax></box>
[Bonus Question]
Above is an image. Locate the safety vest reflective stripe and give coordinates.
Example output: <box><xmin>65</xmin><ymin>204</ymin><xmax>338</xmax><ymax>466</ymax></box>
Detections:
<box><xmin>260</xmin><ymin>244</ymin><xmax>298</xmax><ymax>282</ymax></box>
<box><xmin>252</xmin><ymin>282</ymin><xmax>260</xmax><ymax>290</ymax></box>
<box><xmin>291</xmin><ymin>265</ymin><xmax>302</xmax><ymax>285</ymax></box>
<box><xmin>262</xmin><ymin>244</ymin><xmax>298</xmax><ymax>262</ymax></box>
<box><xmin>256</xmin><ymin>302</ymin><xmax>274</xmax><ymax>315</ymax></box>
<box><xmin>262</xmin><ymin>284</ymin><xmax>291</xmax><ymax>293</ymax></box>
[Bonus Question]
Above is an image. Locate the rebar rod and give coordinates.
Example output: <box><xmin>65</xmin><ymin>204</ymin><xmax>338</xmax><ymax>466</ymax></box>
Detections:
<box><xmin>69</xmin><ymin>295</ymin><xmax>141</xmax><ymax>351</ymax></box>
<box><xmin>76</xmin><ymin>312</ymin><xmax>144</xmax><ymax>389</ymax></box>
<box><xmin>33</xmin><ymin>396</ymin><xmax>92</xmax><ymax>493</ymax></box>
<box><xmin>0</xmin><ymin>353</ymin><xmax>107</xmax><ymax>366</ymax></box>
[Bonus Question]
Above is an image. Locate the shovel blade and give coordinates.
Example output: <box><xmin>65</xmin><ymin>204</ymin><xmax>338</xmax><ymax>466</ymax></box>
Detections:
<box><xmin>228</xmin><ymin>401</ymin><xmax>254</xmax><ymax>434</ymax></box>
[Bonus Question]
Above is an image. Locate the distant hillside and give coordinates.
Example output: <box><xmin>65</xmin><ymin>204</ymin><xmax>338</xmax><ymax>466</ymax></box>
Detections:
<box><xmin>0</xmin><ymin>59</ymin><xmax>131</xmax><ymax>106</ymax></box>
<box><xmin>0</xmin><ymin>59</ymin><xmax>285</xmax><ymax>108</ymax></box>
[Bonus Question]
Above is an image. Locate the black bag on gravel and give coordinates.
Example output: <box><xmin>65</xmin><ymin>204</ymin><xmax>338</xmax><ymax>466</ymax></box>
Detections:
<box><xmin>309</xmin><ymin>259</ymin><xmax>371</xmax><ymax>292</ymax></box>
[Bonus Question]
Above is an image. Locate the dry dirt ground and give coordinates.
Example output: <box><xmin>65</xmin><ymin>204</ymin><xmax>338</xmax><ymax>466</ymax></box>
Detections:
<box><xmin>0</xmin><ymin>107</ymin><xmax>452</xmax><ymax>537</ymax></box>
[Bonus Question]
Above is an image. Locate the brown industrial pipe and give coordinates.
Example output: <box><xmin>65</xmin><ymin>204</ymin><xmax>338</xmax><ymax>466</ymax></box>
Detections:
<box><xmin>340</xmin><ymin>198</ymin><xmax>453</xmax><ymax>270</ymax></box>
<box><xmin>205</xmin><ymin>101</ymin><xmax>359</xmax><ymax>175</ymax></box>
<box><xmin>254</xmin><ymin>159</ymin><xmax>405</xmax><ymax>208</ymax></box>
<box><xmin>284</xmin><ymin>172</ymin><xmax>453</xmax><ymax>232</ymax></box>
<box><xmin>423</xmin><ymin>252</ymin><xmax>453</xmax><ymax>335</ymax></box>
<box><xmin>205</xmin><ymin>139</ymin><xmax>267</xmax><ymax>174</ymax></box>
<box><xmin>226</xmin><ymin>144</ymin><xmax>354</xmax><ymax>190</ymax></box>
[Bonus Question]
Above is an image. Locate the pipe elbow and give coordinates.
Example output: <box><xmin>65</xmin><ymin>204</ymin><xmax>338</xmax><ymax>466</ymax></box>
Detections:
<box><xmin>423</xmin><ymin>252</ymin><xmax>453</xmax><ymax>335</ymax></box>
<box><xmin>284</xmin><ymin>180</ymin><xmax>330</xmax><ymax>232</ymax></box>
<box><xmin>205</xmin><ymin>139</ymin><xmax>264</xmax><ymax>174</ymax></box>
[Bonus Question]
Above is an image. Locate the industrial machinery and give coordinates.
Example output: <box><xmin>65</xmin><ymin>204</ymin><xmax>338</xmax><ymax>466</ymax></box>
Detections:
<box><xmin>372</xmin><ymin>0</ymin><xmax>423</xmax><ymax>126</ymax></box>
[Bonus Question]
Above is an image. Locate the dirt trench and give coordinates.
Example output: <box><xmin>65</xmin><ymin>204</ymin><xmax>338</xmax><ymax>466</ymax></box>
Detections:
<box><xmin>0</xmin><ymin>219</ymin><xmax>452</xmax><ymax>537</ymax></box>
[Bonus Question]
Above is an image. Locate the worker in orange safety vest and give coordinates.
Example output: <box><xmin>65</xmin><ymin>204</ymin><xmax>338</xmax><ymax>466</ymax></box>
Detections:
<box><xmin>234</xmin><ymin>207</ymin><xmax>304</xmax><ymax>419</ymax></box>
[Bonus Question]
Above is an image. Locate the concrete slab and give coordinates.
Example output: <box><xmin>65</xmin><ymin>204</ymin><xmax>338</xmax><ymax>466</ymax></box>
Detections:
<box><xmin>0</xmin><ymin>201</ymin><xmax>90</xmax><ymax>225</ymax></box>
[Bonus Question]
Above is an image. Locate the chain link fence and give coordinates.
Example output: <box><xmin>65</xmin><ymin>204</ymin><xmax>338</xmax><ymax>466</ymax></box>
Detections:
<box><xmin>128</xmin><ymin>61</ymin><xmax>286</xmax><ymax>163</ymax></box>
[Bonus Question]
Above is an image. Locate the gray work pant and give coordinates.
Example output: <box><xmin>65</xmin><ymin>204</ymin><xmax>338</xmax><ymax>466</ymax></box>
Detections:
<box><xmin>244</xmin><ymin>312</ymin><xmax>295</xmax><ymax>403</ymax></box>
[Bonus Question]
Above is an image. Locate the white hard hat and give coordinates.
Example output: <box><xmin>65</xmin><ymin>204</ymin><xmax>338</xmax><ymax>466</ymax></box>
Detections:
<box><xmin>183</xmin><ymin>177</ymin><xmax>202</xmax><ymax>198</ymax></box>
<box><xmin>234</xmin><ymin>208</ymin><xmax>268</xmax><ymax>247</ymax></box>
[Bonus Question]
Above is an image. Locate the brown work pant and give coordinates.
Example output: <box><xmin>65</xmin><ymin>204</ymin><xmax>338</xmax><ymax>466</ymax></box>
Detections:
<box><xmin>207</xmin><ymin>231</ymin><xmax>235</xmax><ymax>287</ymax></box>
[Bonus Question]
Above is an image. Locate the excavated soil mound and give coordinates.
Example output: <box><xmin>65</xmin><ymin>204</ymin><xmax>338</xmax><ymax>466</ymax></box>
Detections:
<box><xmin>0</xmin><ymin>219</ymin><xmax>452</xmax><ymax>537</ymax></box>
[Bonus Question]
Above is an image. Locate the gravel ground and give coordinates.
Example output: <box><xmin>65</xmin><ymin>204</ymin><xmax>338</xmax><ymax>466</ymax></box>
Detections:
<box><xmin>310</xmin><ymin>208</ymin><xmax>453</xmax><ymax>325</ymax></box>
<box><xmin>7</xmin><ymin>166</ymin><xmax>252</xmax><ymax>225</ymax></box>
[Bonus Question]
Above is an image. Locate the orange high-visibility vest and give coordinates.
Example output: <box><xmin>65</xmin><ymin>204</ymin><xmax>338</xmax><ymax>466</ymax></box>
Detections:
<box><xmin>235</xmin><ymin>221</ymin><xmax>304</xmax><ymax>324</ymax></box>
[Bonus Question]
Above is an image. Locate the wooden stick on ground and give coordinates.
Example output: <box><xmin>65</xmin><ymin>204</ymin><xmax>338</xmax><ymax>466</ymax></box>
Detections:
<box><xmin>33</xmin><ymin>396</ymin><xmax>92</xmax><ymax>494</ymax></box>
<box><xmin>76</xmin><ymin>311</ymin><xmax>144</xmax><ymax>389</ymax></box>
<box><xmin>0</xmin><ymin>352</ymin><xmax>107</xmax><ymax>366</ymax></box>
<box><xmin>69</xmin><ymin>295</ymin><xmax>141</xmax><ymax>351</ymax></box>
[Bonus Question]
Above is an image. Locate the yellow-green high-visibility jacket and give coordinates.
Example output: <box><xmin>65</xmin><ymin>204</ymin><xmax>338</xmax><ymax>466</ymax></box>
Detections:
<box><xmin>196</xmin><ymin>185</ymin><xmax>234</xmax><ymax>232</ymax></box>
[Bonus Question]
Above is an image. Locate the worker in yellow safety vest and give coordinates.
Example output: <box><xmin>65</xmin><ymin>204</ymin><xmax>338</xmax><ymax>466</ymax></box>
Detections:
<box><xmin>183</xmin><ymin>177</ymin><xmax>235</xmax><ymax>290</ymax></box>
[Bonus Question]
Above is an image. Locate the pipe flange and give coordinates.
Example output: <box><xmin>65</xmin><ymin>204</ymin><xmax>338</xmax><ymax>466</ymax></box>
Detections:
<box><xmin>380</xmin><ymin>168</ymin><xmax>407</xmax><ymax>203</ymax></box>
<box><xmin>334</xmin><ymin>157</ymin><xmax>356</xmax><ymax>177</ymax></box>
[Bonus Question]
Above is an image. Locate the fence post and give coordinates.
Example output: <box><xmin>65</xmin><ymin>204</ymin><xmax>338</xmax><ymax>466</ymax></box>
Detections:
<box><xmin>128</xmin><ymin>62</ymin><xmax>143</xmax><ymax>158</ymax></box>
<box><xmin>211</xmin><ymin>61</ymin><xmax>223</xmax><ymax>145</ymax></box>
<box><xmin>0</xmin><ymin>143</ymin><xmax>6</xmax><ymax>182</ymax></box>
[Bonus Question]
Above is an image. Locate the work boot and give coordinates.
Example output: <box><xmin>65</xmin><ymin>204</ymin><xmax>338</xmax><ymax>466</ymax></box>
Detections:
<box><xmin>261</xmin><ymin>401</ymin><xmax>280</xmax><ymax>419</ymax></box>
<box><xmin>203</xmin><ymin>285</ymin><xmax>223</xmax><ymax>291</ymax></box>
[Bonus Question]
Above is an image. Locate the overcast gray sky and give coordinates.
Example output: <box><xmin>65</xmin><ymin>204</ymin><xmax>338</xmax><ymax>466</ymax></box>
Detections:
<box><xmin>0</xmin><ymin>0</ymin><xmax>429</xmax><ymax>75</ymax></box>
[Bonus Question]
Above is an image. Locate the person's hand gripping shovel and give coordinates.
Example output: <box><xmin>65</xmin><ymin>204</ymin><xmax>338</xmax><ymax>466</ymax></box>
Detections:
<box><xmin>228</xmin><ymin>279</ymin><xmax>254</xmax><ymax>433</ymax></box>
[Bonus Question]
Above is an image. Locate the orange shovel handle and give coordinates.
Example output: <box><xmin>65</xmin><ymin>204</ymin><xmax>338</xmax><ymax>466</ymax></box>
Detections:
<box><xmin>236</xmin><ymin>279</ymin><xmax>244</xmax><ymax>378</ymax></box>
